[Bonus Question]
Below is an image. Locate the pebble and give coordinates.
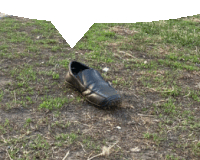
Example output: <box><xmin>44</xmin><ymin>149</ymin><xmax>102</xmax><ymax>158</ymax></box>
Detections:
<box><xmin>116</xmin><ymin>126</ymin><xmax>121</xmax><ymax>129</ymax></box>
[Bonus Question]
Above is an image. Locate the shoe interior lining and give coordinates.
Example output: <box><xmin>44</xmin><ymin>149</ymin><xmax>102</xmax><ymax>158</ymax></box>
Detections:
<box><xmin>71</xmin><ymin>61</ymin><xmax>90</xmax><ymax>75</ymax></box>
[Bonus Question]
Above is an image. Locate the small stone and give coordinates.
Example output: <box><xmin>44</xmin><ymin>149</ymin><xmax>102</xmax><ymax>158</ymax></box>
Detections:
<box><xmin>103</xmin><ymin>67</ymin><xmax>109</xmax><ymax>72</ymax></box>
<box><xmin>130</xmin><ymin>147</ymin><xmax>141</xmax><ymax>152</ymax></box>
<box><xmin>116</xmin><ymin>126</ymin><xmax>121</xmax><ymax>129</ymax></box>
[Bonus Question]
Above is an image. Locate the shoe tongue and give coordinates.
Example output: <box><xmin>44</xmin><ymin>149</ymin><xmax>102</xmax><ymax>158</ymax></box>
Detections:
<box><xmin>76</xmin><ymin>69</ymin><xmax>105</xmax><ymax>86</ymax></box>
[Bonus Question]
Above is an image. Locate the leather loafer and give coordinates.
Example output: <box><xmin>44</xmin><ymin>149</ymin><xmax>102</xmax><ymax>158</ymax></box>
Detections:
<box><xmin>65</xmin><ymin>61</ymin><xmax>122</xmax><ymax>109</ymax></box>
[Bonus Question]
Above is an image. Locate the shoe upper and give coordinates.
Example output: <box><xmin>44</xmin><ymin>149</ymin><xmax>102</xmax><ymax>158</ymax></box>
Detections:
<box><xmin>65</xmin><ymin>61</ymin><xmax>122</xmax><ymax>107</ymax></box>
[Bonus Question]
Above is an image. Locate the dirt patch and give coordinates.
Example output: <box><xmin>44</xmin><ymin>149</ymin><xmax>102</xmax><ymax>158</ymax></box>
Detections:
<box><xmin>109</xmin><ymin>26</ymin><xmax>138</xmax><ymax>36</ymax></box>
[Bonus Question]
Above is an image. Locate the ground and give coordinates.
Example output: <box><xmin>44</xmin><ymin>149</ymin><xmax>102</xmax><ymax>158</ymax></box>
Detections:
<box><xmin>0</xmin><ymin>15</ymin><xmax>200</xmax><ymax>160</ymax></box>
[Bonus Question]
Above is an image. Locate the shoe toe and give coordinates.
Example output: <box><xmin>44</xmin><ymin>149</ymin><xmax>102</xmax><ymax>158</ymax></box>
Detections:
<box><xmin>100</xmin><ymin>94</ymin><xmax>122</xmax><ymax>109</ymax></box>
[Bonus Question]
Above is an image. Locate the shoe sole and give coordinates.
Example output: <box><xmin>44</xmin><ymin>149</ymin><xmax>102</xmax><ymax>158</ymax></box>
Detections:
<box><xmin>65</xmin><ymin>80</ymin><xmax>122</xmax><ymax>109</ymax></box>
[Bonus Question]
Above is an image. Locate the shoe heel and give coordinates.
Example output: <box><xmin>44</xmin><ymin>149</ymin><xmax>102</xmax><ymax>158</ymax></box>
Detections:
<box><xmin>65</xmin><ymin>81</ymin><xmax>79</xmax><ymax>91</ymax></box>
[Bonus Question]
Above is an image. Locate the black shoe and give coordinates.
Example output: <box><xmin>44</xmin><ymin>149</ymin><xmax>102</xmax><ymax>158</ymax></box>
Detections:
<box><xmin>65</xmin><ymin>61</ymin><xmax>122</xmax><ymax>109</ymax></box>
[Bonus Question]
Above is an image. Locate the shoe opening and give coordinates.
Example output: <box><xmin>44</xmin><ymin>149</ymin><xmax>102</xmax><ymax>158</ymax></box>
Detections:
<box><xmin>71</xmin><ymin>61</ymin><xmax>90</xmax><ymax>75</ymax></box>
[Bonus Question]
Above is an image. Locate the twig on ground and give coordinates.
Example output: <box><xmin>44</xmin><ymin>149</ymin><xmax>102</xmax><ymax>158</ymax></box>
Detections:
<box><xmin>77</xmin><ymin>141</ymin><xmax>86</xmax><ymax>152</ymax></box>
<box><xmin>139</xmin><ymin>116</ymin><xmax>146</xmax><ymax>125</ymax></box>
<box><xmin>147</xmin><ymin>86</ymin><xmax>174</xmax><ymax>93</ymax></box>
<box><xmin>87</xmin><ymin>113</ymin><xmax>91</xmax><ymax>119</ymax></box>
<box><xmin>128</xmin><ymin>88</ymin><xmax>139</xmax><ymax>99</ymax></box>
<box><xmin>62</xmin><ymin>150</ymin><xmax>69</xmax><ymax>160</ymax></box>
<box><xmin>117</xmin><ymin>145</ymin><xmax>121</xmax><ymax>149</ymax></box>
<box><xmin>6</xmin><ymin>149</ymin><xmax>13</xmax><ymax>160</ymax></box>
<box><xmin>13</xmin><ymin>130</ymin><xmax>32</xmax><ymax>140</ymax></box>
<box><xmin>154</xmin><ymin>98</ymin><xmax>169</xmax><ymax>104</ymax></box>
<box><xmin>138</xmin><ymin>114</ymin><xmax>155</xmax><ymax>117</ymax></box>
<box><xmin>130</xmin><ymin>105</ymin><xmax>135</xmax><ymax>109</ymax></box>
<box><xmin>133</xmin><ymin>93</ymin><xmax>139</xmax><ymax>99</ymax></box>
<box><xmin>118</xmin><ymin>51</ymin><xmax>138</xmax><ymax>60</ymax></box>
<box><xmin>1</xmin><ymin>135</ymin><xmax>7</xmax><ymax>143</ymax></box>
<box><xmin>52</xmin><ymin>147</ymin><xmax>54</xmax><ymax>158</ymax></box>
<box><xmin>87</xmin><ymin>141</ymin><xmax>119</xmax><ymax>160</ymax></box>
<box><xmin>14</xmin><ymin>91</ymin><xmax>16</xmax><ymax>105</ymax></box>
<box><xmin>183</xmin><ymin>91</ymin><xmax>190</xmax><ymax>97</ymax></box>
<box><xmin>83</xmin><ymin>126</ymin><xmax>93</xmax><ymax>134</ymax></box>
<box><xmin>196</xmin><ymin>46</ymin><xmax>198</xmax><ymax>53</ymax></box>
<box><xmin>125</xmin><ymin>52</ymin><xmax>137</xmax><ymax>59</ymax></box>
<box><xmin>135</xmin><ymin>125</ymin><xmax>138</xmax><ymax>131</ymax></box>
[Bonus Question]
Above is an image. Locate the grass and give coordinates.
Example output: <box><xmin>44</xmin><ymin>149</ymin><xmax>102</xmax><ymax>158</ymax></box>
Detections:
<box><xmin>0</xmin><ymin>15</ymin><xmax>200</xmax><ymax>159</ymax></box>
